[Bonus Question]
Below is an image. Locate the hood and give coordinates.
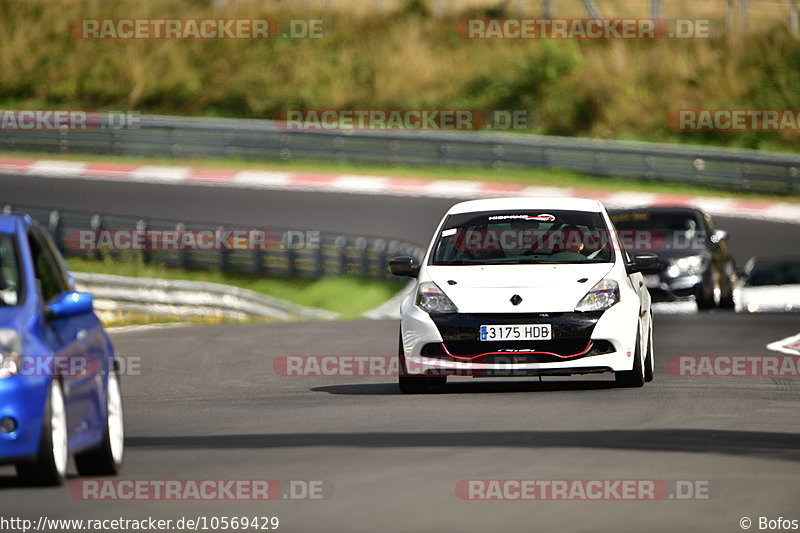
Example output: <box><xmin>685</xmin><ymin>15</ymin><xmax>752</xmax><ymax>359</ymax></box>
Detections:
<box><xmin>647</xmin><ymin>248</ymin><xmax>709</xmax><ymax>264</ymax></box>
<box><xmin>426</xmin><ymin>263</ymin><xmax>614</xmax><ymax>313</ymax></box>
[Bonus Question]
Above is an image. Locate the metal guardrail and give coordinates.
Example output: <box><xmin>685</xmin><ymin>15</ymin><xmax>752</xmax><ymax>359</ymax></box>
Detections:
<box><xmin>3</xmin><ymin>204</ymin><xmax>425</xmax><ymax>280</ymax></box>
<box><xmin>1</xmin><ymin>114</ymin><xmax>798</xmax><ymax>194</ymax></box>
<box><xmin>74</xmin><ymin>272</ymin><xmax>339</xmax><ymax>321</ymax></box>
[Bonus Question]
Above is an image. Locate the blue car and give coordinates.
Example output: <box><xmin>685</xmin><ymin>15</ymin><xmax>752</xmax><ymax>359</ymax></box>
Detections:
<box><xmin>0</xmin><ymin>214</ymin><xmax>123</xmax><ymax>485</ymax></box>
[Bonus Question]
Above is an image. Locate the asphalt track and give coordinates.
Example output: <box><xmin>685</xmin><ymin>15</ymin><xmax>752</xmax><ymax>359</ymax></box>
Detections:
<box><xmin>1</xmin><ymin>173</ymin><xmax>799</xmax><ymax>532</ymax></box>
<box><xmin>1</xmin><ymin>173</ymin><xmax>795</xmax><ymax>259</ymax></box>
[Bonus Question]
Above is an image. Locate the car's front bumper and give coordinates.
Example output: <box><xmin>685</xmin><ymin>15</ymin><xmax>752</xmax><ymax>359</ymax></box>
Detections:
<box><xmin>0</xmin><ymin>376</ymin><xmax>49</xmax><ymax>464</ymax></box>
<box><xmin>400</xmin><ymin>300</ymin><xmax>641</xmax><ymax>377</ymax></box>
<box><xmin>646</xmin><ymin>273</ymin><xmax>702</xmax><ymax>302</ymax></box>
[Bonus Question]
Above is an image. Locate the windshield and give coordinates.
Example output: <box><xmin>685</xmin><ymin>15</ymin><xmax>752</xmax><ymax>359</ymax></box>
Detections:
<box><xmin>611</xmin><ymin>211</ymin><xmax>702</xmax><ymax>242</ymax></box>
<box><xmin>0</xmin><ymin>234</ymin><xmax>21</xmax><ymax>306</ymax></box>
<box><xmin>746</xmin><ymin>261</ymin><xmax>800</xmax><ymax>287</ymax></box>
<box><xmin>430</xmin><ymin>209</ymin><xmax>615</xmax><ymax>266</ymax></box>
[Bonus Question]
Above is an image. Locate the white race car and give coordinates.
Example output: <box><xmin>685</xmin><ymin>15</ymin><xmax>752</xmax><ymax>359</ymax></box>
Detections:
<box><xmin>390</xmin><ymin>198</ymin><xmax>659</xmax><ymax>393</ymax></box>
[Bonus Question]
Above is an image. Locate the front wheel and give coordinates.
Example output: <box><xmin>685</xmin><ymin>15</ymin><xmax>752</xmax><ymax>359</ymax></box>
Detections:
<box><xmin>615</xmin><ymin>333</ymin><xmax>645</xmax><ymax>388</ymax></box>
<box><xmin>644</xmin><ymin>325</ymin><xmax>654</xmax><ymax>383</ymax></box>
<box><xmin>399</xmin><ymin>375</ymin><xmax>431</xmax><ymax>394</ymax></box>
<box><xmin>695</xmin><ymin>279</ymin><xmax>716</xmax><ymax>310</ymax></box>
<box><xmin>719</xmin><ymin>276</ymin><xmax>736</xmax><ymax>309</ymax></box>
<box><xmin>397</xmin><ymin>334</ymin><xmax>444</xmax><ymax>394</ymax></box>
<box><xmin>75</xmin><ymin>370</ymin><xmax>124</xmax><ymax>476</ymax></box>
<box><xmin>16</xmin><ymin>379</ymin><xmax>69</xmax><ymax>486</ymax></box>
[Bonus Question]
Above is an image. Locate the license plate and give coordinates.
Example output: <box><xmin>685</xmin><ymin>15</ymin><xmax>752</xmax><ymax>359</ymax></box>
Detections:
<box><xmin>480</xmin><ymin>324</ymin><xmax>552</xmax><ymax>341</ymax></box>
<box><xmin>644</xmin><ymin>275</ymin><xmax>660</xmax><ymax>288</ymax></box>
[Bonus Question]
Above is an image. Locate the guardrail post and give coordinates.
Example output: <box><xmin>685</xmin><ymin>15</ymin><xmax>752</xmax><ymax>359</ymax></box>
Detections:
<box><xmin>789</xmin><ymin>166</ymin><xmax>799</xmax><ymax>194</ymax></box>
<box><xmin>287</xmin><ymin>239</ymin><xmax>298</xmax><ymax>277</ymax></box>
<box><xmin>374</xmin><ymin>239</ymin><xmax>387</xmax><ymax>278</ymax></box>
<box><xmin>314</xmin><ymin>238</ymin><xmax>325</xmax><ymax>278</ymax></box>
<box><xmin>438</xmin><ymin>142</ymin><xmax>450</xmax><ymax>166</ymax></box>
<box><xmin>90</xmin><ymin>214</ymin><xmax>103</xmax><ymax>261</ymax></box>
<box><xmin>176</xmin><ymin>223</ymin><xmax>188</xmax><ymax>269</ymax></box>
<box><xmin>335</xmin><ymin>236</ymin><xmax>348</xmax><ymax>275</ymax></box>
<box><xmin>58</xmin><ymin>129</ymin><xmax>70</xmax><ymax>154</ymax></box>
<box><xmin>253</xmin><ymin>245</ymin><xmax>265</xmax><ymax>276</ymax></box>
<box><xmin>136</xmin><ymin>219</ymin><xmax>149</xmax><ymax>265</ymax></box>
<box><xmin>356</xmin><ymin>237</ymin><xmax>369</xmax><ymax>277</ymax></box>
<box><xmin>218</xmin><ymin>225</ymin><xmax>230</xmax><ymax>273</ymax></box>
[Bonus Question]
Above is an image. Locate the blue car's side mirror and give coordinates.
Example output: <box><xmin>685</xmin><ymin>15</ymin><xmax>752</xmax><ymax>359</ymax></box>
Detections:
<box><xmin>47</xmin><ymin>292</ymin><xmax>94</xmax><ymax>318</ymax></box>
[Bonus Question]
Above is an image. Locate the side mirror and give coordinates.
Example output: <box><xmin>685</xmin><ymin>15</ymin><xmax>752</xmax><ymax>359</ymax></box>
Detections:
<box><xmin>389</xmin><ymin>256</ymin><xmax>420</xmax><ymax>278</ymax></box>
<box><xmin>626</xmin><ymin>253</ymin><xmax>660</xmax><ymax>275</ymax></box>
<box><xmin>47</xmin><ymin>292</ymin><xmax>93</xmax><ymax>318</ymax></box>
<box><xmin>710</xmin><ymin>229</ymin><xmax>728</xmax><ymax>244</ymax></box>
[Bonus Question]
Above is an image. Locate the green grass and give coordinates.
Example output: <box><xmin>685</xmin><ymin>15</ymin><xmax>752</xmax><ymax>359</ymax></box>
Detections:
<box><xmin>65</xmin><ymin>256</ymin><xmax>404</xmax><ymax>320</ymax></box>
<box><xmin>6</xmin><ymin>149</ymin><xmax>798</xmax><ymax>204</ymax></box>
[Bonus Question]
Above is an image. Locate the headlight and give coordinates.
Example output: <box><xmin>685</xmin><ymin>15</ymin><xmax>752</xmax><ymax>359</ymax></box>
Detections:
<box><xmin>575</xmin><ymin>279</ymin><xmax>619</xmax><ymax>312</ymax></box>
<box><xmin>667</xmin><ymin>254</ymin><xmax>704</xmax><ymax>277</ymax></box>
<box><xmin>0</xmin><ymin>329</ymin><xmax>22</xmax><ymax>379</ymax></box>
<box><xmin>416</xmin><ymin>282</ymin><xmax>458</xmax><ymax>314</ymax></box>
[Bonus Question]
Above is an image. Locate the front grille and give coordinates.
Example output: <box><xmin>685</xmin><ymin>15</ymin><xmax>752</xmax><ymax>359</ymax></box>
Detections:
<box><xmin>421</xmin><ymin>339</ymin><xmax>613</xmax><ymax>364</ymax></box>
<box><xmin>427</xmin><ymin>311</ymin><xmax>605</xmax><ymax>364</ymax></box>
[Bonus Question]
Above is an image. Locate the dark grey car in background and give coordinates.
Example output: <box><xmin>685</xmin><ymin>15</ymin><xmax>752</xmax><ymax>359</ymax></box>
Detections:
<box><xmin>609</xmin><ymin>206</ymin><xmax>738</xmax><ymax>310</ymax></box>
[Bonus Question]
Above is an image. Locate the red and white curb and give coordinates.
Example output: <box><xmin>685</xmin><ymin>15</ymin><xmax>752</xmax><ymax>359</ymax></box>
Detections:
<box><xmin>2</xmin><ymin>157</ymin><xmax>799</xmax><ymax>224</ymax></box>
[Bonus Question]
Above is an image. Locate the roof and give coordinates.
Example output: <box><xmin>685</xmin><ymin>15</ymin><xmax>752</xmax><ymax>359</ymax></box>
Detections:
<box><xmin>0</xmin><ymin>214</ymin><xmax>25</xmax><ymax>234</ymax></box>
<box><xmin>446</xmin><ymin>197</ymin><xmax>605</xmax><ymax>215</ymax></box>
<box><xmin>608</xmin><ymin>205</ymin><xmax>704</xmax><ymax>215</ymax></box>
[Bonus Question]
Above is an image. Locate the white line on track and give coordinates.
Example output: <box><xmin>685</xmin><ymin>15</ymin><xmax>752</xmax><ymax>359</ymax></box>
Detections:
<box><xmin>766</xmin><ymin>332</ymin><xmax>800</xmax><ymax>355</ymax></box>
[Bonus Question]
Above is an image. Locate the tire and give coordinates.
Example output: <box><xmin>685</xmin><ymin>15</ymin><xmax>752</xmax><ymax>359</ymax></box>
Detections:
<box><xmin>399</xmin><ymin>375</ymin><xmax>431</xmax><ymax>394</ymax></box>
<box><xmin>695</xmin><ymin>278</ymin><xmax>715</xmax><ymax>310</ymax></box>
<box><xmin>615</xmin><ymin>332</ymin><xmax>645</xmax><ymax>388</ymax></box>
<box><xmin>719</xmin><ymin>277</ymin><xmax>736</xmax><ymax>309</ymax></box>
<box><xmin>16</xmin><ymin>379</ymin><xmax>69</xmax><ymax>486</ymax></box>
<box><xmin>75</xmin><ymin>370</ymin><xmax>124</xmax><ymax>476</ymax></box>
<box><xmin>397</xmin><ymin>333</ymin><xmax>443</xmax><ymax>394</ymax></box>
<box><xmin>644</xmin><ymin>324</ymin><xmax>654</xmax><ymax>383</ymax></box>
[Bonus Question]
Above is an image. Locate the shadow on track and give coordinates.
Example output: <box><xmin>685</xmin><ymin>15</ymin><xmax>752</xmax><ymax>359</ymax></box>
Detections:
<box><xmin>310</xmin><ymin>379</ymin><xmax>618</xmax><ymax>395</ymax></box>
<box><xmin>0</xmin><ymin>472</ymin><xmax>78</xmax><ymax>491</ymax></box>
<box><xmin>126</xmin><ymin>429</ymin><xmax>800</xmax><ymax>462</ymax></box>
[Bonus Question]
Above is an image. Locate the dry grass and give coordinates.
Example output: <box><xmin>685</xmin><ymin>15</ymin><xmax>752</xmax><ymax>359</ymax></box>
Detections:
<box><xmin>0</xmin><ymin>0</ymin><xmax>798</xmax><ymax>150</ymax></box>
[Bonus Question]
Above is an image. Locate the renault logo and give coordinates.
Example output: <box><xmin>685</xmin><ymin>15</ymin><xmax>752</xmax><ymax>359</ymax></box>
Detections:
<box><xmin>510</xmin><ymin>294</ymin><xmax>523</xmax><ymax>306</ymax></box>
